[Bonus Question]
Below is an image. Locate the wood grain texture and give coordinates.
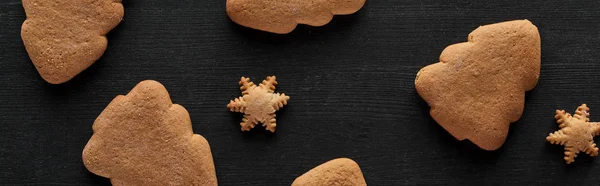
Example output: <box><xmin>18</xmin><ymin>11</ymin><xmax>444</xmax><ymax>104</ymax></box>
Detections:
<box><xmin>1</xmin><ymin>0</ymin><xmax>600</xmax><ymax>185</ymax></box>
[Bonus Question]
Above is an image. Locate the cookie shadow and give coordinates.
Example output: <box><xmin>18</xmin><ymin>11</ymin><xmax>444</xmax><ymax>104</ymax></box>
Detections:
<box><xmin>228</xmin><ymin>11</ymin><xmax>363</xmax><ymax>45</ymax></box>
<box><xmin>416</xmin><ymin>93</ymin><xmax>457</xmax><ymax>147</ymax></box>
<box><xmin>86</xmin><ymin>171</ymin><xmax>111</xmax><ymax>186</ymax></box>
<box><xmin>544</xmin><ymin>140</ymin><xmax>595</xmax><ymax>185</ymax></box>
<box><xmin>228</xmin><ymin>112</ymin><xmax>277</xmax><ymax>140</ymax></box>
<box><xmin>39</xmin><ymin>64</ymin><xmax>101</xmax><ymax>98</ymax></box>
<box><xmin>417</xmin><ymin>94</ymin><xmax>504</xmax><ymax>163</ymax></box>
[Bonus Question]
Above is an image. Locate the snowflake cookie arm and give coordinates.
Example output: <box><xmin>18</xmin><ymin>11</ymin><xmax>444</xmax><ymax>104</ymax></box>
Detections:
<box><xmin>574</xmin><ymin>104</ymin><xmax>590</xmax><ymax>122</ymax></box>
<box><xmin>262</xmin><ymin>113</ymin><xmax>277</xmax><ymax>132</ymax></box>
<box><xmin>260</xmin><ymin>76</ymin><xmax>278</xmax><ymax>93</ymax></box>
<box><xmin>240</xmin><ymin>116</ymin><xmax>257</xmax><ymax>131</ymax></box>
<box><xmin>590</xmin><ymin>122</ymin><xmax>600</xmax><ymax>136</ymax></box>
<box><xmin>271</xmin><ymin>93</ymin><xmax>290</xmax><ymax>111</ymax></box>
<box><xmin>555</xmin><ymin>110</ymin><xmax>571</xmax><ymax>129</ymax></box>
<box><xmin>227</xmin><ymin>97</ymin><xmax>247</xmax><ymax>113</ymax></box>
<box><xmin>563</xmin><ymin>147</ymin><xmax>579</xmax><ymax>164</ymax></box>
<box><xmin>546</xmin><ymin>130</ymin><xmax>569</xmax><ymax>146</ymax></box>
<box><xmin>584</xmin><ymin>141</ymin><xmax>599</xmax><ymax>157</ymax></box>
<box><xmin>239</xmin><ymin>77</ymin><xmax>256</xmax><ymax>95</ymax></box>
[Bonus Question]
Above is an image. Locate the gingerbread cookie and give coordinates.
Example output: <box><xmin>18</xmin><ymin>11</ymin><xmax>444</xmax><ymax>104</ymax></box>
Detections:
<box><xmin>82</xmin><ymin>80</ymin><xmax>217</xmax><ymax>186</ymax></box>
<box><xmin>415</xmin><ymin>20</ymin><xmax>541</xmax><ymax>150</ymax></box>
<box><xmin>226</xmin><ymin>0</ymin><xmax>366</xmax><ymax>34</ymax></box>
<box><xmin>21</xmin><ymin>0</ymin><xmax>124</xmax><ymax>84</ymax></box>
<box><xmin>292</xmin><ymin>158</ymin><xmax>367</xmax><ymax>186</ymax></box>
<box><xmin>547</xmin><ymin>104</ymin><xmax>600</xmax><ymax>164</ymax></box>
<box><xmin>228</xmin><ymin>76</ymin><xmax>289</xmax><ymax>132</ymax></box>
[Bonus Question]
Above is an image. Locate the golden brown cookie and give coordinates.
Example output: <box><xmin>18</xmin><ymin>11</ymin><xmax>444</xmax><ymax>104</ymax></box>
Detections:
<box><xmin>547</xmin><ymin>104</ymin><xmax>600</xmax><ymax>164</ymax></box>
<box><xmin>415</xmin><ymin>20</ymin><xmax>541</xmax><ymax>150</ymax></box>
<box><xmin>228</xmin><ymin>76</ymin><xmax>290</xmax><ymax>132</ymax></box>
<box><xmin>226</xmin><ymin>0</ymin><xmax>366</xmax><ymax>34</ymax></box>
<box><xmin>292</xmin><ymin>158</ymin><xmax>367</xmax><ymax>186</ymax></box>
<box><xmin>82</xmin><ymin>80</ymin><xmax>217</xmax><ymax>186</ymax></box>
<box><xmin>21</xmin><ymin>0</ymin><xmax>124</xmax><ymax>84</ymax></box>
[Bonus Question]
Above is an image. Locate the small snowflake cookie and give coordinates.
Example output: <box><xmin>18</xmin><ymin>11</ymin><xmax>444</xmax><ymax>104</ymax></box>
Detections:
<box><xmin>547</xmin><ymin>104</ymin><xmax>600</xmax><ymax>164</ymax></box>
<box><xmin>227</xmin><ymin>76</ymin><xmax>290</xmax><ymax>132</ymax></box>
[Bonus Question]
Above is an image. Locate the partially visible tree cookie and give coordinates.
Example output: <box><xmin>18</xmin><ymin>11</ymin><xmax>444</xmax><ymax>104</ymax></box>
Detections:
<box><xmin>21</xmin><ymin>0</ymin><xmax>124</xmax><ymax>84</ymax></box>
<box><xmin>82</xmin><ymin>80</ymin><xmax>218</xmax><ymax>186</ymax></box>
<box><xmin>415</xmin><ymin>20</ymin><xmax>541</xmax><ymax>150</ymax></box>
<box><xmin>292</xmin><ymin>158</ymin><xmax>367</xmax><ymax>186</ymax></box>
<box><xmin>226</xmin><ymin>0</ymin><xmax>366</xmax><ymax>34</ymax></box>
<box><xmin>228</xmin><ymin>76</ymin><xmax>289</xmax><ymax>132</ymax></box>
<box><xmin>547</xmin><ymin>104</ymin><xmax>600</xmax><ymax>164</ymax></box>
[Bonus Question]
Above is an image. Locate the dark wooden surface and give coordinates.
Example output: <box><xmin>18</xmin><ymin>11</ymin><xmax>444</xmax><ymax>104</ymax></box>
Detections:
<box><xmin>2</xmin><ymin>0</ymin><xmax>600</xmax><ymax>185</ymax></box>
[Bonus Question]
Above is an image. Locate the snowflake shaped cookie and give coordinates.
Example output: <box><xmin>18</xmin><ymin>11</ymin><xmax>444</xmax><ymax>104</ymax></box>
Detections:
<box><xmin>547</xmin><ymin>104</ymin><xmax>600</xmax><ymax>164</ymax></box>
<box><xmin>227</xmin><ymin>76</ymin><xmax>290</xmax><ymax>132</ymax></box>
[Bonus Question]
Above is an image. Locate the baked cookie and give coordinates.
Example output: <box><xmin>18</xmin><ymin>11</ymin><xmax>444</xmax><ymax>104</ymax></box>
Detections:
<box><xmin>415</xmin><ymin>20</ymin><xmax>541</xmax><ymax>150</ymax></box>
<box><xmin>226</xmin><ymin>0</ymin><xmax>366</xmax><ymax>34</ymax></box>
<box><xmin>292</xmin><ymin>158</ymin><xmax>367</xmax><ymax>186</ymax></box>
<box><xmin>228</xmin><ymin>76</ymin><xmax>290</xmax><ymax>132</ymax></box>
<box><xmin>82</xmin><ymin>80</ymin><xmax>217</xmax><ymax>186</ymax></box>
<box><xmin>21</xmin><ymin>0</ymin><xmax>124</xmax><ymax>84</ymax></box>
<box><xmin>547</xmin><ymin>104</ymin><xmax>600</xmax><ymax>164</ymax></box>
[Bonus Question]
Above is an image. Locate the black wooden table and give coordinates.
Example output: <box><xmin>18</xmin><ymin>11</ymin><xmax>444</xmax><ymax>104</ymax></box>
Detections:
<box><xmin>2</xmin><ymin>0</ymin><xmax>600</xmax><ymax>185</ymax></box>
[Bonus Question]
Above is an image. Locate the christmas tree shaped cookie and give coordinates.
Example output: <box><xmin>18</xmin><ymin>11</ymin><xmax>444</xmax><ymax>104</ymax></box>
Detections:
<box><xmin>415</xmin><ymin>20</ymin><xmax>541</xmax><ymax>150</ymax></box>
<box><xmin>82</xmin><ymin>80</ymin><xmax>217</xmax><ymax>185</ymax></box>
